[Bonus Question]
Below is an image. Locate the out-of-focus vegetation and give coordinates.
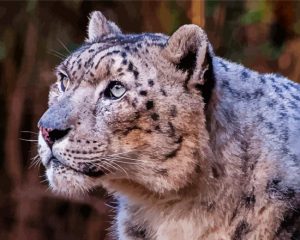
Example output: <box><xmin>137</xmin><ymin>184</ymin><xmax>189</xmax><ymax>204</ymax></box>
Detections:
<box><xmin>0</xmin><ymin>1</ymin><xmax>299</xmax><ymax>239</ymax></box>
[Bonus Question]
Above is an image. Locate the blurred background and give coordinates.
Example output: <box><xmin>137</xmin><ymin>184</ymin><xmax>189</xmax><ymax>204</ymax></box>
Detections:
<box><xmin>0</xmin><ymin>1</ymin><xmax>300</xmax><ymax>239</ymax></box>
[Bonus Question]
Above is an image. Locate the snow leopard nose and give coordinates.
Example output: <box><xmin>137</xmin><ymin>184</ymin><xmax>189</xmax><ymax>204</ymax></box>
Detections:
<box><xmin>40</xmin><ymin>127</ymin><xmax>71</xmax><ymax>147</ymax></box>
<box><xmin>37</xmin><ymin>96</ymin><xmax>74</xmax><ymax>147</ymax></box>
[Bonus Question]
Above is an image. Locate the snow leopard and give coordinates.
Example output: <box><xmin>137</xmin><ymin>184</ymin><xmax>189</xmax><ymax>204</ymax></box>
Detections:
<box><xmin>37</xmin><ymin>11</ymin><xmax>300</xmax><ymax>240</ymax></box>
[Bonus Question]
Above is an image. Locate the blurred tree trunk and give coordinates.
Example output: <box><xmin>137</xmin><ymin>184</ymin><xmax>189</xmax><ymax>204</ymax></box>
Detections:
<box><xmin>4</xmin><ymin>19</ymin><xmax>38</xmax><ymax>239</ymax></box>
<box><xmin>4</xmin><ymin>20</ymin><xmax>37</xmax><ymax>187</ymax></box>
<box><xmin>189</xmin><ymin>0</ymin><xmax>205</xmax><ymax>27</ymax></box>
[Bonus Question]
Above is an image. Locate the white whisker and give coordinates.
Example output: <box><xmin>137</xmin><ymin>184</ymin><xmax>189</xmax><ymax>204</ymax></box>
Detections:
<box><xmin>100</xmin><ymin>158</ymin><xmax>129</xmax><ymax>177</ymax></box>
<box><xmin>50</xmin><ymin>49</ymin><xmax>67</xmax><ymax>58</ymax></box>
<box><xmin>109</xmin><ymin>158</ymin><xmax>144</xmax><ymax>166</ymax></box>
<box><xmin>102</xmin><ymin>160</ymin><xmax>119</xmax><ymax>171</ymax></box>
<box><xmin>19</xmin><ymin>138</ymin><xmax>38</xmax><ymax>142</ymax></box>
<box><xmin>98</xmin><ymin>163</ymin><xmax>112</xmax><ymax>174</ymax></box>
<box><xmin>58</xmin><ymin>38</ymin><xmax>71</xmax><ymax>54</ymax></box>
<box><xmin>109</xmin><ymin>156</ymin><xmax>148</xmax><ymax>164</ymax></box>
<box><xmin>107</xmin><ymin>150</ymin><xmax>141</xmax><ymax>157</ymax></box>
<box><xmin>21</xmin><ymin>130</ymin><xmax>39</xmax><ymax>135</ymax></box>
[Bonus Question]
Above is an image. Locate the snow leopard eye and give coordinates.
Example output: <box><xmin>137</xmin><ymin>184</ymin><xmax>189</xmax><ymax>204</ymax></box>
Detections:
<box><xmin>104</xmin><ymin>81</ymin><xmax>126</xmax><ymax>100</ymax></box>
<box><xmin>58</xmin><ymin>72</ymin><xmax>69</xmax><ymax>92</ymax></box>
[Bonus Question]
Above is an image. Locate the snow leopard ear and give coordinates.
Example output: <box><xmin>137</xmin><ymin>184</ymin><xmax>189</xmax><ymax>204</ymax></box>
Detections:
<box><xmin>86</xmin><ymin>11</ymin><xmax>122</xmax><ymax>42</ymax></box>
<box><xmin>162</xmin><ymin>25</ymin><xmax>213</xmax><ymax>92</ymax></box>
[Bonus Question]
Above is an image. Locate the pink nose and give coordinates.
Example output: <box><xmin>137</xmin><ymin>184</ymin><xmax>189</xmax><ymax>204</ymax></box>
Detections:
<box><xmin>40</xmin><ymin>127</ymin><xmax>54</xmax><ymax>147</ymax></box>
<box><xmin>39</xmin><ymin>127</ymin><xmax>71</xmax><ymax>147</ymax></box>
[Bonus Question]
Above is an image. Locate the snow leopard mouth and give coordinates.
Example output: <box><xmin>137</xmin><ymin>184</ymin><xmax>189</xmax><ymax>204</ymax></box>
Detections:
<box><xmin>50</xmin><ymin>157</ymin><xmax>106</xmax><ymax>178</ymax></box>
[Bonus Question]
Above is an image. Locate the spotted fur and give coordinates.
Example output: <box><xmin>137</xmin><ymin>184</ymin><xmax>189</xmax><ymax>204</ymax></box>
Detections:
<box><xmin>38</xmin><ymin>11</ymin><xmax>300</xmax><ymax>239</ymax></box>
